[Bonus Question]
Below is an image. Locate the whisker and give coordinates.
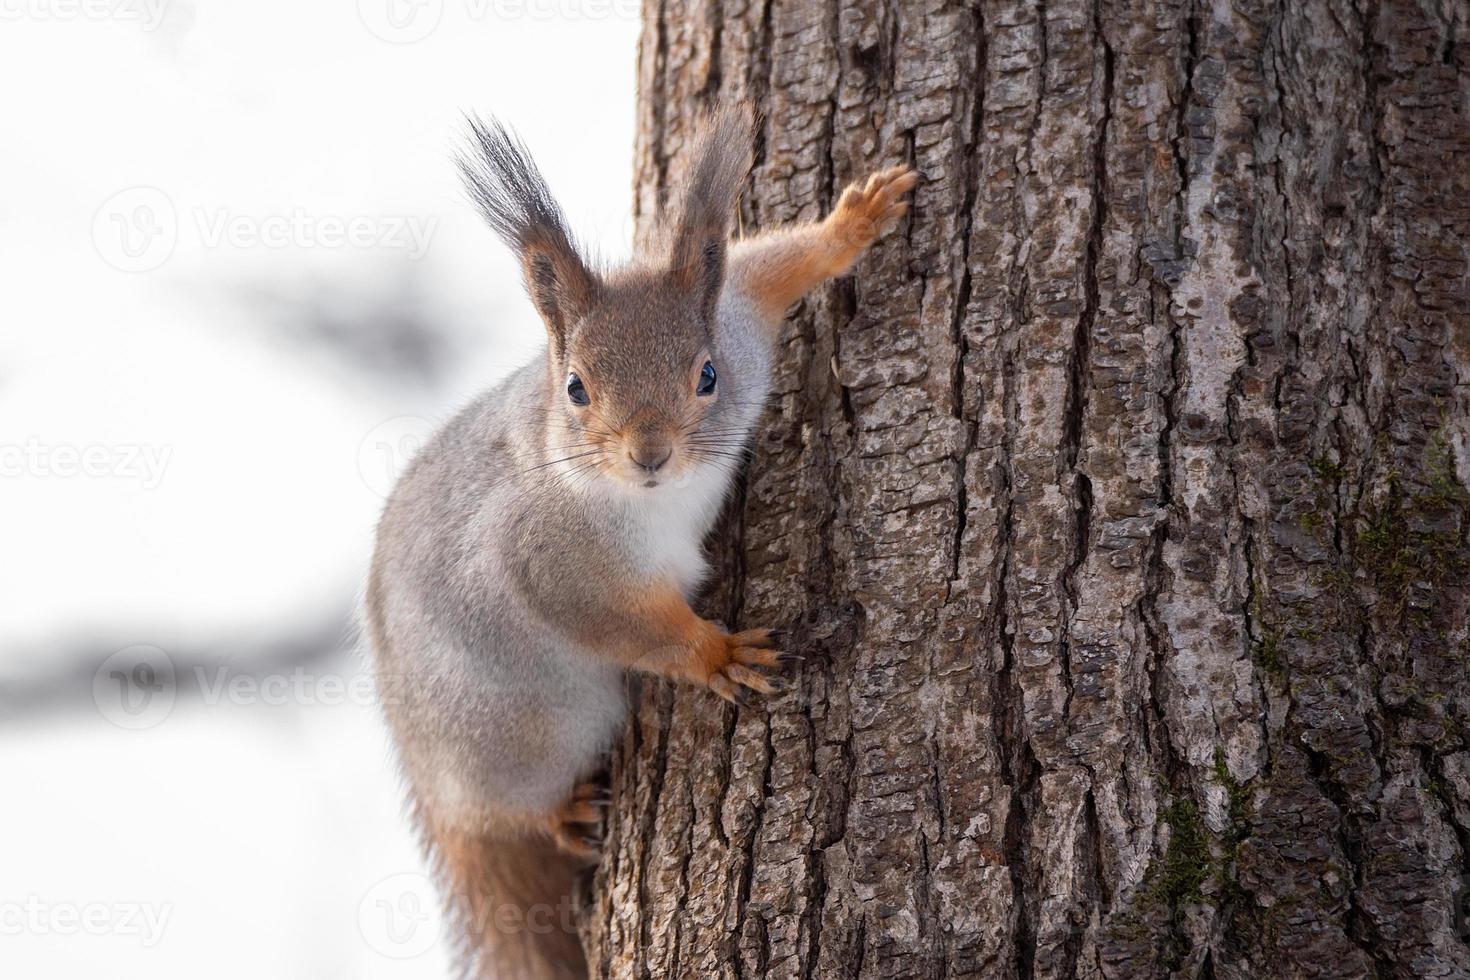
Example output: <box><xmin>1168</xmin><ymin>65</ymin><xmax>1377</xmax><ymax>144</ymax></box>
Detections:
<box><xmin>686</xmin><ymin>450</ymin><xmax>755</xmax><ymax>465</ymax></box>
<box><xmin>563</xmin><ymin>460</ymin><xmax>605</xmax><ymax>493</ymax></box>
<box><xmin>519</xmin><ymin>449</ymin><xmax>608</xmax><ymax>474</ymax></box>
<box><xmin>503</xmin><ymin>441</ymin><xmax>602</xmax><ymax>460</ymax></box>
<box><xmin>683</xmin><ymin>440</ymin><xmax>756</xmax><ymax>451</ymax></box>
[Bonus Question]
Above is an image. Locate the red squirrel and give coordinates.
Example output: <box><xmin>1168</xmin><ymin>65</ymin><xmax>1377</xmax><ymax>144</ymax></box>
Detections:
<box><xmin>366</xmin><ymin>104</ymin><xmax>916</xmax><ymax>979</ymax></box>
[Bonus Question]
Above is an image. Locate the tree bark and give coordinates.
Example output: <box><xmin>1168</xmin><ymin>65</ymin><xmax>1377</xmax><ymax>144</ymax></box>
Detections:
<box><xmin>586</xmin><ymin>0</ymin><xmax>1470</xmax><ymax>977</ymax></box>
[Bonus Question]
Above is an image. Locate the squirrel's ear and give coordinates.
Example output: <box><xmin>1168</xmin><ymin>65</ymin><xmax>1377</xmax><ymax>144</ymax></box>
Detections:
<box><xmin>458</xmin><ymin>115</ymin><xmax>598</xmax><ymax>351</ymax></box>
<box><xmin>667</xmin><ymin>103</ymin><xmax>755</xmax><ymax>320</ymax></box>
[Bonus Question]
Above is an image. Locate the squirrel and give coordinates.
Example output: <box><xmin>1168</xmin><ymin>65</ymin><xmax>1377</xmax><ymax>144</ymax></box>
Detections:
<box><xmin>365</xmin><ymin>103</ymin><xmax>917</xmax><ymax>980</ymax></box>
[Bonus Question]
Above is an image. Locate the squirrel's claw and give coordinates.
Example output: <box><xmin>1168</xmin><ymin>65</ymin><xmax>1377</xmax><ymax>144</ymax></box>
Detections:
<box><xmin>553</xmin><ymin>831</ymin><xmax>601</xmax><ymax>863</ymax></box>
<box><xmin>708</xmin><ymin>673</ymin><xmax>742</xmax><ymax>703</ymax></box>
<box><xmin>725</xmin><ymin>663</ymin><xmax>777</xmax><ymax>695</ymax></box>
<box><xmin>729</xmin><ymin>627</ymin><xmax>779</xmax><ymax>649</ymax></box>
<box><xmin>728</xmin><ymin>642</ymin><xmax>783</xmax><ymax>669</ymax></box>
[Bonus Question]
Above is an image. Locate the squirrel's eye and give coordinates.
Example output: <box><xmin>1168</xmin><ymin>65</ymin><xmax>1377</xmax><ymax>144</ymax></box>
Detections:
<box><xmin>566</xmin><ymin>372</ymin><xmax>589</xmax><ymax>406</ymax></box>
<box><xmin>696</xmin><ymin>360</ymin><xmax>717</xmax><ymax>396</ymax></box>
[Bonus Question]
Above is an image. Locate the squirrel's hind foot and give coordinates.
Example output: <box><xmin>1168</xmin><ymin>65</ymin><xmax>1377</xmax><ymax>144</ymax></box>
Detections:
<box><xmin>546</xmin><ymin>782</ymin><xmax>610</xmax><ymax>862</ymax></box>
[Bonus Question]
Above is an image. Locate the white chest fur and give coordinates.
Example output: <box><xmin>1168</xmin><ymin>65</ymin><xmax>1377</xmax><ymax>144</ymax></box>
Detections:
<box><xmin>616</xmin><ymin>460</ymin><xmax>733</xmax><ymax>596</ymax></box>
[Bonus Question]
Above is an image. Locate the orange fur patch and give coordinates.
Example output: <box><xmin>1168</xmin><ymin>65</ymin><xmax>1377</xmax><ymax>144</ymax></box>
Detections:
<box><xmin>424</xmin><ymin>813</ymin><xmax>587</xmax><ymax>980</ymax></box>
<box><xmin>625</xmin><ymin>584</ymin><xmax>724</xmax><ymax>681</ymax></box>
<box><xmin>728</xmin><ymin>165</ymin><xmax>917</xmax><ymax>323</ymax></box>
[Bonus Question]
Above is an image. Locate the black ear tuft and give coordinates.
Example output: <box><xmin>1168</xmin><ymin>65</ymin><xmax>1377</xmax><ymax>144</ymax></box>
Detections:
<box><xmin>667</xmin><ymin>103</ymin><xmax>756</xmax><ymax>319</ymax></box>
<box><xmin>458</xmin><ymin>115</ymin><xmax>597</xmax><ymax>348</ymax></box>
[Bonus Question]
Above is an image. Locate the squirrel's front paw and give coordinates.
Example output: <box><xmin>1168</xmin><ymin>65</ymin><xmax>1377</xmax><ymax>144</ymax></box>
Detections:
<box><xmin>829</xmin><ymin>165</ymin><xmax>919</xmax><ymax>253</ymax></box>
<box><xmin>695</xmin><ymin>628</ymin><xmax>797</xmax><ymax>704</ymax></box>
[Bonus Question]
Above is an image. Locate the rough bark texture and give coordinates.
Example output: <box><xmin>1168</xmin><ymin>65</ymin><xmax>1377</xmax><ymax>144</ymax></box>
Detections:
<box><xmin>586</xmin><ymin>0</ymin><xmax>1470</xmax><ymax>977</ymax></box>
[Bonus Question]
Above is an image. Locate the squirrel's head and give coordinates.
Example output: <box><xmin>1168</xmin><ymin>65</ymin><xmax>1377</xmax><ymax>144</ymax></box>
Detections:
<box><xmin>459</xmin><ymin>106</ymin><xmax>755</xmax><ymax>490</ymax></box>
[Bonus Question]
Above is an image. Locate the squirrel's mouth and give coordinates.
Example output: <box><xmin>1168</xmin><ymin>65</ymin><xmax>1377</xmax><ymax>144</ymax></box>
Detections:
<box><xmin>642</xmin><ymin>479</ymin><xmax>659</xmax><ymax>488</ymax></box>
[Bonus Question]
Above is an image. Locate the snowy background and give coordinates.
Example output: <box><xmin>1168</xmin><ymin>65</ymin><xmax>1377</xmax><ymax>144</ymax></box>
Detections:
<box><xmin>0</xmin><ymin>2</ymin><xmax>638</xmax><ymax>976</ymax></box>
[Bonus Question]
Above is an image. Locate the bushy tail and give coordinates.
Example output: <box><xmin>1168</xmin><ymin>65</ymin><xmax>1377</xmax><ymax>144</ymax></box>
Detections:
<box><xmin>420</xmin><ymin>808</ymin><xmax>587</xmax><ymax>980</ymax></box>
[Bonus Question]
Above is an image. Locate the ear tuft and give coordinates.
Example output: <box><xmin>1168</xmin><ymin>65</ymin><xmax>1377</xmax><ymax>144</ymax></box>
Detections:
<box><xmin>667</xmin><ymin>103</ymin><xmax>756</xmax><ymax>318</ymax></box>
<box><xmin>458</xmin><ymin>115</ymin><xmax>598</xmax><ymax>348</ymax></box>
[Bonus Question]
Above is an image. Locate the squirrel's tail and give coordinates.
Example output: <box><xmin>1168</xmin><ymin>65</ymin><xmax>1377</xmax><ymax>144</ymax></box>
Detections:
<box><xmin>420</xmin><ymin>807</ymin><xmax>587</xmax><ymax>980</ymax></box>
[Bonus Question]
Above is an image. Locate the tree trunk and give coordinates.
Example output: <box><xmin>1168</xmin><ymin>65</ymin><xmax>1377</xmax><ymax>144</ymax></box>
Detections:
<box><xmin>586</xmin><ymin>0</ymin><xmax>1470</xmax><ymax>977</ymax></box>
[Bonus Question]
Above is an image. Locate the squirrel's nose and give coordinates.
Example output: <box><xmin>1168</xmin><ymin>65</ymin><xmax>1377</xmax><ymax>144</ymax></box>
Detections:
<box><xmin>628</xmin><ymin>445</ymin><xmax>672</xmax><ymax>474</ymax></box>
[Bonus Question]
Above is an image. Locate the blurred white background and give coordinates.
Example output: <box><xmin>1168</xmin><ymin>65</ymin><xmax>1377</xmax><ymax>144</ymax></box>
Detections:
<box><xmin>0</xmin><ymin>1</ymin><xmax>638</xmax><ymax>976</ymax></box>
